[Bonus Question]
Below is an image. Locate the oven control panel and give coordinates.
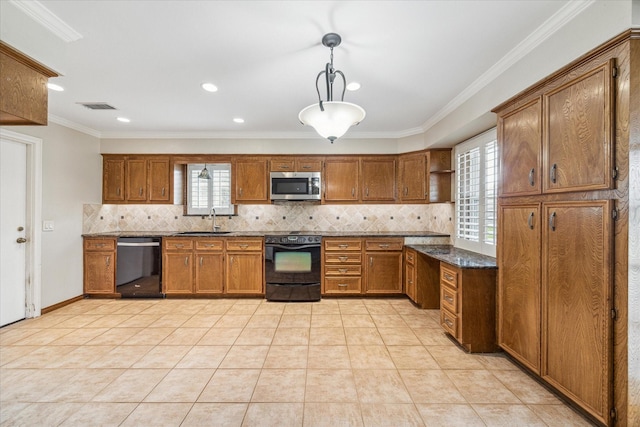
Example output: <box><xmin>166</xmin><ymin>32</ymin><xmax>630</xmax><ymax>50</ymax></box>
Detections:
<box><xmin>265</xmin><ymin>235</ymin><xmax>322</xmax><ymax>244</ymax></box>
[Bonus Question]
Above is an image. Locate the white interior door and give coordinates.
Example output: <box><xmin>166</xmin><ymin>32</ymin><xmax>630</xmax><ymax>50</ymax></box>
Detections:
<box><xmin>1</xmin><ymin>138</ymin><xmax>27</xmax><ymax>326</ymax></box>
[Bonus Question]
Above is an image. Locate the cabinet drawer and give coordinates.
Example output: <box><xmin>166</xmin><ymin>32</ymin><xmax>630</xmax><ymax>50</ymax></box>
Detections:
<box><xmin>324</xmin><ymin>277</ymin><xmax>362</xmax><ymax>294</ymax></box>
<box><xmin>270</xmin><ymin>159</ymin><xmax>295</xmax><ymax>171</ymax></box>
<box><xmin>84</xmin><ymin>238</ymin><xmax>116</xmax><ymax>251</ymax></box>
<box><xmin>324</xmin><ymin>239</ymin><xmax>362</xmax><ymax>251</ymax></box>
<box><xmin>440</xmin><ymin>308</ymin><xmax>458</xmax><ymax>338</ymax></box>
<box><xmin>324</xmin><ymin>253</ymin><xmax>362</xmax><ymax>264</ymax></box>
<box><xmin>440</xmin><ymin>264</ymin><xmax>458</xmax><ymax>289</ymax></box>
<box><xmin>226</xmin><ymin>239</ymin><xmax>263</xmax><ymax>251</ymax></box>
<box><xmin>325</xmin><ymin>265</ymin><xmax>362</xmax><ymax>276</ymax></box>
<box><xmin>364</xmin><ymin>238</ymin><xmax>403</xmax><ymax>251</ymax></box>
<box><xmin>163</xmin><ymin>238</ymin><xmax>194</xmax><ymax>251</ymax></box>
<box><xmin>441</xmin><ymin>286</ymin><xmax>458</xmax><ymax>313</ymax></box>
<box><xmin>195</xmin><ymin>239</ymin><xmax>224</xmax><ymax>251</ymax></box>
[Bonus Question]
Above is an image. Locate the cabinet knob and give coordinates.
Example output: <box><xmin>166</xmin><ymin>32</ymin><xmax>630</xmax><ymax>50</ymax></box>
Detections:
<box><xmin>16</xmin><ymin>237</ymin><xmax>27</xmax><ymax>244</ymax></box>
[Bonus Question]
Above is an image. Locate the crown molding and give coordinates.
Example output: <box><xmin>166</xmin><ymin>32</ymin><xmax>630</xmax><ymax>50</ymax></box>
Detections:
<box><xmin>48</xmin><ymin>115</ymin><xmax>102</xmax><ymax>138</ymax></box>
<box><xmin>421</xmin><ymin>0</ymin><xmax>595</xmax><ymax>132</ymax></box>
<box><xmin>10</xmin><ymin>0</ymin><xmax>83</xmax><ymax>42</ymax></box>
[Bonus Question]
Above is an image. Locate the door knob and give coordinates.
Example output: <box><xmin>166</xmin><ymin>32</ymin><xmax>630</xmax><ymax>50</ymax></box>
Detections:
<box><xmin>16</xmin><ymin>237</ymin><xmax>27</xmax><ymax>244</ymax></box>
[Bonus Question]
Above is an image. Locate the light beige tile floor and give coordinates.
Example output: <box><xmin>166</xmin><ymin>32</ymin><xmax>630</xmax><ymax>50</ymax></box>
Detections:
<box><xmin>0</xmin><ymin>298</ymin><xmax>595</xmax><ymax>426</ymax></box>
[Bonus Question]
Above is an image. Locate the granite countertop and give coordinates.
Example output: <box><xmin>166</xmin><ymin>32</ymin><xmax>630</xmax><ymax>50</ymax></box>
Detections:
<box><xmin>407</xmin><ymin>244</ymin><xmax>497</xmax><ymax>269</ymax></box>
<box><xmin>82</xmin><ymin>230</ymin><xmax>450</xmax><ymax>238</ymax></box>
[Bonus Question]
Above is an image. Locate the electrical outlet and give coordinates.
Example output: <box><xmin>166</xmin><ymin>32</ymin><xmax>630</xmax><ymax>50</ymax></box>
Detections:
<box><xmin>43</xmin><ymin>220</ymin><xmax>54</xmax><ymax>231</ymax></box>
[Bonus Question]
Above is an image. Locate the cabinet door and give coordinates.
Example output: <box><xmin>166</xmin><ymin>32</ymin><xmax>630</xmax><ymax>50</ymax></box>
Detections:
<box><xmin>226</xmin><ymin>253</ymin><xmax>263</xmax><ymax>293</ymax></box>
<box><xmin>234</xmin><ymin>158</ymin><xmax>268</xmax><ymax>202</ymax></box>
<box><xmin>498</xmin><ymin>98</ymin><xmax>542</xmax><ymax>196</ymax></box>
<box><xmin>542</xmin><ymin>200</ymin><xmax>613</xmax><ymax>424</ymax></box>
<box><xmin>543</xmin><ymin>60</ymin><xmax>615</xmax><ymax>193</ymax></box>
<box><xmin>405</xmin><ymin>257</ymin><xmax>416</xmax><ymax>302</ymax></box>
<box><xmin>361</xmin><ymin>157</ymin><xmax>396</xmax><ymax>202</ymax></box>
<box><xmin>195</xmin><ymin>252</ymin><xmax>224</xmax><ymax>293</ymax></box>
<box><xmin>324</xmin><ymin>158</ymin><xmax>359</xmax><ymax>202</ymax></box>
<box><xmin>126</xmin><ymin>159</ymin><xmax>147</xmax><ymax>202</ymax></box>
<box><xmin>163</xmin><ymin>253</ymin><xmax>193</xmax><ymax>294</ymax></box>
<box><xmin>103</xmin><ymin>158</ymin><xmax>125</xmax><ymax>202</ymax></box>
<box><xmin>84</xmin><ymin>252</ymin><xmax>115</xmax><ymax>293</ymax></box>
<box><xmin>365</xmin><ymin>252</ymin><xmax>403</xmax><ymax>294</ymax></box>
<box><xmin>148</xmin><ymin>159</ymin><xmax>171</xmax><ymax>202</ymax></box>
<box><xmin>398</xmin><ymin>154</ymin><xmax>426</xmax><ymax>202</ymax></box>
<box><xmin>498</xmin><ymin>203</ymin><xmax>541</xmax><ymax>373</ymax></box>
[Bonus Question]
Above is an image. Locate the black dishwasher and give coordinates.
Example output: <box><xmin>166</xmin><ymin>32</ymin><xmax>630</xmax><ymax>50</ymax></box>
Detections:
<box><xmin>116</xmin><ymin>237</ymin><xmax>163</xmax><ymax>298</ymax></box>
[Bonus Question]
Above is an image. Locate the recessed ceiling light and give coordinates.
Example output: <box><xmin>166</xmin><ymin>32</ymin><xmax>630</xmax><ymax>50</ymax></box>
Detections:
<box><xmin>47</xmin><ymin>83</ymin><xmax>64</xmax><ymax>91</ymax></box>
<box><xmin>116</xmin><ymin>117</ymin><xmax>130</xmax><ymax>123</ymax></box>
<box><xmin>233</xmin><ymin>118</ymin><xmax>245</xmax><ymax>124</ymax></box>
<box><xmin>346</xmin><ymin>82</ymin><xmax>361</xmax><ymax>91</ymax></box>
<box><xmin>201</xmin><ymin>83</ymin><xmax>218</xmax><ymax>92</ymax></box>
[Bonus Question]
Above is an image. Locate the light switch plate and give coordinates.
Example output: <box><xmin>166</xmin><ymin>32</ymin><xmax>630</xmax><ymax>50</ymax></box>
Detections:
<box><xmin>43</xmin><ymin>220</ymin><xmax>54</xmax><ymax>231</ymax></box>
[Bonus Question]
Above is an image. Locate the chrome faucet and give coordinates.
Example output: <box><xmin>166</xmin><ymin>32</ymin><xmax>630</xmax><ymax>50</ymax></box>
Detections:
<box><xmin>209</xmin><ymin>207</ymin><xmax>220</xmax><ymax>232</ymax></box>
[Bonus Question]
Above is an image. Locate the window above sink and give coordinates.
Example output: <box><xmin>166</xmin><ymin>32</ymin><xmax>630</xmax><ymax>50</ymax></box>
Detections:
<box><xmin>186</xmin><ymin>163</ymin><xmax>235</xmax><ymax>216</ymax></box>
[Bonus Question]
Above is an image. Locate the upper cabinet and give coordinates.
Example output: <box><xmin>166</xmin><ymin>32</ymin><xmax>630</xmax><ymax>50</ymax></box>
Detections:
<box><xmin>543</xmin><ymin>60</ymin><xmax>615</xmax><ymax>194</ymax></box>
<box><xmin>427</xmin><ymin>149</ymin><xmax>453</xmax><ymax>203</ymax></box>
<box><xmin>102</xmin><ymin>155</ymin><xmax>171</xmax><ymax>204</ymax></box>
<box><xmin>233</xmin><ymin>157</ymin><xmax>269</xmax><ymax>203</ymax></box>
<box><xmin>324</xmin><ymin>157</ymin><xmax>359</xmax><ymax>202</ymax></box>
<box><xmin>498</xmin><ymin>98</ymin><xmax>542</xmax><ymax>197</ymax></box>
<box><xmin>398</xmin><ymin>153</ymin><xmax>426</xmax><ymax>203</ymax></box>
<box><xmin>270</xmin><ymin>157</ymin><xmax>323</xmax><ymax>172</ymax></box>
<box><xmin>360</xmin><ymin>157</ymin><xmax>396</xmax><ymax>202</ymax></box>
<box><xmin>0</xmin><ymin>42</ymin><xmax>58</xmax><ymax>126</ymax></box>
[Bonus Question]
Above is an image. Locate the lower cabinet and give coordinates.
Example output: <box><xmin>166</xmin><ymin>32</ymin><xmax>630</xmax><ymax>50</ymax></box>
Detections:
<box><xmin>225</xmin><ymin>238</ymin><xmax>264</xmax><ymax>294</ymax></box>
<box><xmin>162</xmin><ymin>237</ymin><xmax>264</xmax><ymax>295</ymax></box>
<box><xmin>404</xmin><ymin>248</ymin><xmax>440</xmax><ymax>309</ymax></box>
<box><xmin>404</xmin><ymin>248</ymin><xmax>417</xmax><ymax>302</ymax></box>
<box><xmin>439</xmin><ymin>262</ymin><xmax>498</xmax><ymax>353</ymax></box>
<box><xmin>364</xmin><ymin>238</ymin><xmax>403</xmax><ymax>294</ymax></box>
<box><xmin>83</xmin><ymin>237</ymin><xmax>117</xmax><ymax>295</ymax></box>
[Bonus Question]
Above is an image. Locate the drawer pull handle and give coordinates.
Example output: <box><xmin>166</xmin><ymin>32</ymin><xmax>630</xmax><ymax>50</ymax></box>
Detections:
<box><xmin>338</xmin><ymin>283</ymin><xmax>348</xmax><ymax>287</ymax></box>
<box><xmin>338</xmin><ymin>256</ymin><xmax>348</xmax><ymax>262</ymax></box>
<box><xmin>95</xmin><ymin>243</ymin><xmax>105</xmax><ymax>247</ymax></box>
<box><xmin>444</xmin><ymin>295</ymin><xmax>454</xmax><ymax>304</ymax></box>
<box><xmin>175</xmin><ymin>244</ymin><xmax>184</xmax><ymax>248</ymax></box>
<box><xmin>204</xmin><ymin>244</ymin><xmax>215</xmax><ymax>247</ymax></box>
<box><xmin>339</xmin><ymin>268</ymin><xmax>348</xmax><ymax>274</ymax></box>
<box><xmin>528</xmin><ymin>168</ymin><xmax>535</xmax><ymax>186</ymax></box>
<box><xmin>528</xmin><ymin>212</ymin><xmax>535</xmax><ymax>230</ymax></box>
<box><xmin>444</xmin><ymin>318</ymin><xmax>454</xmax><ymax>328</ymax></box>
<box><xmin>239</xmin><ymin>244</ymin><xmax>249</xmax><ymax>249</ymax></box>
<box><xmin>338</xmin><ymin>244</ymin><xmax>349</xmax><ymax>249</ymax></box>
<box><xmin>280</xmin><ymin>165</ymin><xmax>290</xmax><ymax>169</ymax></box>
<box><xmin>378</xmin><ymin>244</ymin><xmax>390</xmax><ymax>248</ymax></box>
<box><xmin>302</xmin><ymin>165</ymin><xmax>311</xmax><ymax>169</ymax></box>
<box><xmin>444</xmin><ymin>273</ymin><xmax>454</xmax><ymax>281</ymax></box>
<box><xmin>408</xmin><ymin>280</ymin><xmax>413</xmax><ymax>284</ymax></box>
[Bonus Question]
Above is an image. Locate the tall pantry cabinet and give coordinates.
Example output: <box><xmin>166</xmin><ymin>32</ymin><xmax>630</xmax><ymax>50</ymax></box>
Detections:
<box><xmin>494</xmin><ymin>30</ymin><xmax>637</xmax><ymax>427</ymax></box>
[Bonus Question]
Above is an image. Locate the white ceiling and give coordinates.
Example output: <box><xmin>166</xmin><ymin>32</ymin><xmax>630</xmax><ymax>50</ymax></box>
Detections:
<box><xmin>2</xmin><ymin>0</ymin><xmax>580</xmax><ymax>139</ymax></box>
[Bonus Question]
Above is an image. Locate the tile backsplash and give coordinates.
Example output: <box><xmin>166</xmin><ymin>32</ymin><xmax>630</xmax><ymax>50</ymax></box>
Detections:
<box><xmin>83</xmin><ymin>202</ymin><xmax>455</xmax><ymax>238</ymax></box>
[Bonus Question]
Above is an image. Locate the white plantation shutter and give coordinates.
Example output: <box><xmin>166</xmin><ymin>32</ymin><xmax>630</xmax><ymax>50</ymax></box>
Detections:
<box><xmin>455</xmin><ymin>129</ymin><xmax>498</xmax><ymax>256</ymax></box>
<box><xmin>187</xmin><ymin>163</ymin><xmax>234</xmax><ymax>215</ymax></box>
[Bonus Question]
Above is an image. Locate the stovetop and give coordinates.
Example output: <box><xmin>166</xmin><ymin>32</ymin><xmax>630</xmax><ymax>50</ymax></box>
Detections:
<box><xmin>265</xmin><ymin>232</ymin><xmax>321</xmax><ymax>244</ymax></box>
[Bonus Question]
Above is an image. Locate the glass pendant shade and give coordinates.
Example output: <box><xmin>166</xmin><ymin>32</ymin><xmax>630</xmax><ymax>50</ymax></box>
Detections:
<box><xmin>198</xmin><ymin>165</ymin><xmax>211</xmax><ymax>180</ymax></box>
<box><xmin>299</xmin><ymin>101</ymin><xmax>366</xmax><ymax>143</ymax></box>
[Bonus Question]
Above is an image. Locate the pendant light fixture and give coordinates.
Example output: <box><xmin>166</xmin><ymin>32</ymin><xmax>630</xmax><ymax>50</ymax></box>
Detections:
<box><xmin>198</xmin><ymin>164</ymin><xmax>211</xmax><ymax>180</ymax></box>
<box><xmin>298</xmin><ymin>33</ymin><xmax>365</xmax><ymax>143</ymax></box>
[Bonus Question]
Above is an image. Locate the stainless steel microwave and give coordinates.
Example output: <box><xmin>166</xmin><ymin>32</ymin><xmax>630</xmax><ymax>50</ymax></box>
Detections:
<box><xmin>270</xmin><ymin>171</ymin><xmax>321</xmax><ymax>201</ymax></box>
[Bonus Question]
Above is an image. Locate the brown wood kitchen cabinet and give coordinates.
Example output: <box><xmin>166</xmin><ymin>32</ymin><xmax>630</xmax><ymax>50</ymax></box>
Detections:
<box><xmin>0</xmin><ymin>41</ymin><xmax>58</xmax><ymax>126</ymax></box>
<box><xmin>194</xmin><ymin>239</ymin><xmax>225</xmax><ymax>294</ymax></box>
<box><xmin>364</xmin><ymin>238</ymin><xmax>403</xmax><ymax>294</ymax></box>
<box><xmin>439</xmin><ymin>262</ymin><xmax>498</xmax><ymax>353</ymax></box>
<box><xmin>233</xmin><ymin>157</ymin><xmax>269</xmax><ymax>203</ymax></box>
<box><xmin>403</xmin><ymin>247</ymin><xmax>441</xmax><ymax>309</ymax></box>
<box><xmin>225</xmin><ymin>238</ymin><xmax>264</xmax><ymax>294</ymax></box>
<box><xmin>398</xmin><ymin>152</ymin><xmax>426</xmax><ymax>203</ymax></box>
<box><xmin>102</xmin><ymin>155</ymin><xmax>171</xmax><ymax>204</ymax></box>
<box><xmin>270</xmin><ymin>156</ymin><xmax>323</xmax><ymax>172</ymax></box>
<box><xmin>323</xmin><ymin>157</ymin><xmax>359</xmax><ymax>202</ymax></box>
<box><xmin>83</xmin><ymin>237</ymin><xmax>117</xmax><ymax>295</ymax></box>
<box><xmin>322</xmin><ymin>238</ymin><xmax>363</xmax><ymax>294</ymax></box>
<box><xmin>360</xmin><ymin>157</ymin><xmax>396</xmax><ymax>202</ymax></box>
<box><xmin>427</xmin><ymin>149</ymin><xmax>453</xmax><ymax>203</ymax></box>
<box><xmin>404</xmin><ymin>248</ymin><xmax>417</xmax><ymax>302</ymax></box>
<box><xmin>163</xmin><ymin>238</ymin><xmax>195</xmax><ymax>294</ymax></box>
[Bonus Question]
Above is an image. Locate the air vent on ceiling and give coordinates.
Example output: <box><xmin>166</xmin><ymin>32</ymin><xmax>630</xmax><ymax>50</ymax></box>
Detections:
<box><xmin>77</xmin><ymin>102</ymin><xmax>117</xmax><ymax>110</ymax></box>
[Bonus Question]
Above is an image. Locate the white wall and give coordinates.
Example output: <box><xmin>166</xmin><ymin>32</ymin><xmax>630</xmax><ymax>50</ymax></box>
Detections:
<box><xmin>6</xmin><ymin>123</ymin><xmax>101</xmax><ymax>308</ymax></box>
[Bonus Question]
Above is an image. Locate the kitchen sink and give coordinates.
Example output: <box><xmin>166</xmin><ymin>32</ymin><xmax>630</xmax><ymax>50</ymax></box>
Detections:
<box><xmin>176</xmin><ymin>231</ymin><xmax>231</xmax><ymax>235</ymax></box>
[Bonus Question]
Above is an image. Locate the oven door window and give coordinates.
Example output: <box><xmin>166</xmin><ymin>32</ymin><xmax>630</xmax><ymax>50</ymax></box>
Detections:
<box><xmin>275</xmin><ymin>252</ymin><xmax>311</xmax><ymax>272</ymax></box>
